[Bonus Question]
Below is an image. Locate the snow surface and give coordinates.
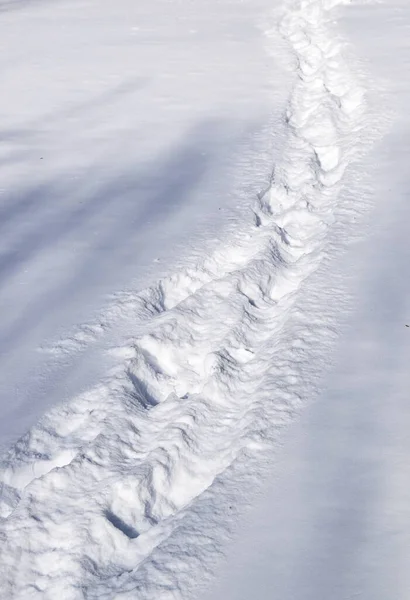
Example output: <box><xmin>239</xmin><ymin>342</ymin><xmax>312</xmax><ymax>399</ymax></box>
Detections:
<box><xmin>205</xmin><ymin>2</ymin><xmax>410</xmax><ymax>600</ymax></box>
<box><xmin>0</xmin><ymin>0</ymin><xmax>409</xmax><ymax>598</ymax></box>
<box><xmin>0</xmin><ymin>0</ymin><xmax>288</xmax><ymax>447</ymax></box>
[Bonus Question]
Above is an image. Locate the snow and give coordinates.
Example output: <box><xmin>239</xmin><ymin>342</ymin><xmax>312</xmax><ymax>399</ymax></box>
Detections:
<box><xmin>204</xmin><ymin>2</ymin><xmax>410</xmax><ymax>600</ymax></box>
<box><xmin>205</xmin><ymin>133</ymin><xmax>410</xmax><ymax>600</ymax></box>
<box><xmin>0</xmin><ymin>0</ymin><xmax>287</xmax><ymax>447</ymax></box>
<box><xmin>1</xmin><ymin>0</ymin><xmax>410</xmax><ymax>598</ymax></box>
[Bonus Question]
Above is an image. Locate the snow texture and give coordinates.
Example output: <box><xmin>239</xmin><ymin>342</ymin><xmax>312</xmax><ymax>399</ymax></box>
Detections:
<box><xmin>205</xmin><ymin>2</ymin><xmax>410</xmax><ymax>599</ymax></box>
<box><xmin>0</xmin><ymin>0</ymin><xmax>403</xmax><ymax>598</ymax></box>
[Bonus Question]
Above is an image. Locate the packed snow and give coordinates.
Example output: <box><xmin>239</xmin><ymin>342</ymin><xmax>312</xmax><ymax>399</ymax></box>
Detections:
<box><xmin>0</xmin><ymin>0</ymin><xmax>409</xmax><ymax>598</ymax></box>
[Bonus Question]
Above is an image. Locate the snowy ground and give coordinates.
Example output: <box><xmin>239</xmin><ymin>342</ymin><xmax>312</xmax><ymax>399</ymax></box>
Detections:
<box><xmin>1</xmin><ymin>0</ymin><xmax>409</xmax><ymax>598</ymax></box>
<box><xmin>205</xmin><ymin>2</ymin><xmax>410</xmax><ymax>600</ymax></box>
<box><xmin>0</xmin><ymin>0</ymin><xmax>288</xmax><ymax>447</ymax></box>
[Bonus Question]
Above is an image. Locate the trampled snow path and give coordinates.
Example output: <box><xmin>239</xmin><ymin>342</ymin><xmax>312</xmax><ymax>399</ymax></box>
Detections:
<box><xmin>0</xmin><ymin>1</ymin><xmax>369</xmax><ymax>597</ymax></box>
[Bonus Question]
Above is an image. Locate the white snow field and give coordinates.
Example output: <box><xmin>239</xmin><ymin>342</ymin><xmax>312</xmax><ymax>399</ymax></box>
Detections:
<box><xmin>0</xmin><ymin>0</ymin><xmax>289</xmax><ymax>448</ymax></box>
<box><xmin>205</xmin><ymin>2</ymin><xmax>410</xmax><ymax>600</ymax></box>
<box><xmin>0</xmin><ymin>0</ymin><xmax>409</xmax><ymax>599</ymax></box>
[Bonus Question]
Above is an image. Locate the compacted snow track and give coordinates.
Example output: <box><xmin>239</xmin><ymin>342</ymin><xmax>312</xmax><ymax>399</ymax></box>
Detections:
<box><xmin>0</xmin><ymin>1</ymin><xmax>368</xmax><ymax>598</ymax></box>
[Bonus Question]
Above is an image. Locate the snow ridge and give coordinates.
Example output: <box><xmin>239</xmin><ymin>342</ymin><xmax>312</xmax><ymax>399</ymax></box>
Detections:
<box><xmin>0</xmin><ymin>1</ymin><xmax>366</xmax><ymax>598</ymax></box>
